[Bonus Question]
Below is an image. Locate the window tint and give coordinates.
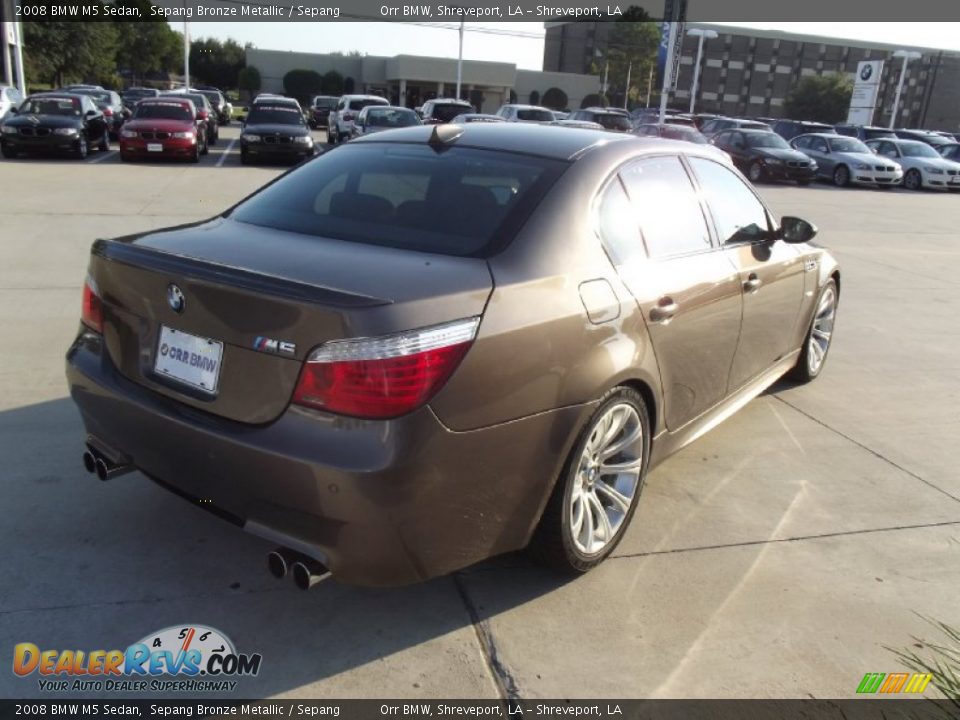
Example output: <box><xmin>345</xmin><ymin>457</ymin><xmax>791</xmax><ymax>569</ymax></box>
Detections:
<box><xmin>792</xmin><ymin>136</ymin><xmax>810</xmax><ymax>149</ymax></box>
<box><xmin>619</xmin><ymin>155</ymin><xmax>711</xmax><ymax>259</ymax></box>
<box><xmin>596</xmin><ymin>179</ymin><xmax>641</xmax><ymax>265</ymax></box>
<box><xmin>432</xmin><ymin>103</ymin><xmax>471</xmax><ymax>122</ymax></box>
<box><xmin>810</xmin><ymin>137</ymin><xmax>828</xmax><ymax>152</ymax></box>
<box><xmin>688</xmin><ymin>157</ymin><xmax>771</xmax><ymax>245</ymax></box>
<box><xmin>229</xmin><ymin>144</ymin><xmax>566</xmax><ymax>258</ymax></box>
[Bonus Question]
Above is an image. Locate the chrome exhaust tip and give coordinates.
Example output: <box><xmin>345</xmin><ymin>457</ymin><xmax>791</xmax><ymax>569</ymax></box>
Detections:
<box><xmin>291</xmin><ymin>559</ymin><xmax>330</xmax><ymax>591</ymax></box>
<box><xmin>267</xmin><ymin>549</ymin><xmax>292</xmax><ymax>580</ymax></box>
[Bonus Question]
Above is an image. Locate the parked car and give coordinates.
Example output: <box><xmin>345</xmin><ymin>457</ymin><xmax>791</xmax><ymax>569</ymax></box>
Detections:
<box><xmin>349</xmin><ymin>105</ymin><xmax>421</xmax><ymax>139</ymax></box>
<box><xmin>633</xmin><ymin>123</ymin><xmax>709</xmax><ymax>145</ymax></box>
<box><xmin>865</xmin><ymin>138</ymin><xmax>960</xmax><ymax>191</ymax></box>
<box><xmin>712</xmin><ymin>128</ymin><xmax>817</xmax><ymax>185</ymax></box>
<box><xmin>121</xmin><ymin>87</ymin><xmax>160</xmax><ymax>111</ymax></box>
<box><xmin>450</xmin><ymin>113</ymin><xmax>506</xmax><ymax>124</ymax></box>
<box><xmin>417</xmin><ymin>98</ymin><xmax>473</xmax><ymax>125</ymax></box>
<box><xmin>689</xmin><ymin>112</ymin><xmax>720</xmax><ymax>129</ymax></box>
<box><xmin>567</xmin><ymin>108</ymin><xmax>633</xmax><ymax>132</ymax></box>
<box><xmin>495</xmin><ymin>104</ymin><xmax>555</xmax><ymax>123</ymax></box>
<box><xmin>327</xmin><ymin>94</ymin><xmax>389</xmax><ymax>144</ymax></box>
<box><xmin>1</xmin><ymin>93</ymin><xmax>109</xmax><ymax>159</ymax></box>
<box><xmin>629</xmin><ymin>107</ymin><xmax>684</xmax><ymax>125</ymax></box>
<box><xmin>67</xmin><ymin>124</ymin><xmax>839</xmax><ymax>588</ymax></box>
<box><xmin>552</xmin><ymin>119</ymin><xmax>604</xmax><ymax>130</ymax></box>
<box><xmin>61</xmin><ymin>84</ymin><xmax>104</xmax><ymax>92</ymax></box>
<box><xmin>308</xmin><ymin>95</ymin><xmax>339</xmax><ymax>128</ymax></box>
<box><xmin>550</xmin><ymin>110</ymin><xmax>569</xmax><ymax>121</ymax></box>
<box><xmin>791</xmin><ymin>133</ymin><xmax>902</xmax><ymax>188</ymax></box>
<box><xmin>772</xmin><ymin>119</ymin><xmax>835</xmax><ymax>141</ymax></box>
<box><xmin>700</xmin><ymin>117</ymin><xmax>773</xmax><ymax>139</ymax></box>
<box><xmin>833</xmin><ymin>124</ymin><xmax>897</xmax><ymax>142</ymax></box>
<box><xmin>162</xmin><ymin>91</ymin><xmax>218</xmax><ymax>146</ymax></box>
<box><xmin>893</xmin><ymin>128</ymin><xmax>955</xmax><ymax>149</ymax></box>
<box><xmin>68</xmin><ymin>88</ymin><xmax>126</xmax><ymax>140</ymax></box>
<box><xmin>240</xmin><ymin>103</ymin><xmax>315</xmax><ymax>165</ymax></box>
<box><xmin>119</xmin><ymin>97</ymin><xmax>207</xmax><ymax>163</ymax></box>
<box><xmin>194</xmin><ymin>88</ymin><xmax>231</xmax><ymax>126</ymax></box>
<box><xmin>937</xmin><ymin>143</ymin><xmax>960</xmax><ymax>163</ymax></box>
<box><xmin>0</xmin><ymin>84</ymin><xmax>23</xmax><ymax>121</ymax></box>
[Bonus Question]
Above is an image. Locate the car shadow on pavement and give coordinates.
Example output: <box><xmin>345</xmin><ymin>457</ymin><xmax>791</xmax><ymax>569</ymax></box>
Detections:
<box><xmin>0</xmin><ymin>397</ymin><xmax>569</xmax><ymax>699</ymax></box>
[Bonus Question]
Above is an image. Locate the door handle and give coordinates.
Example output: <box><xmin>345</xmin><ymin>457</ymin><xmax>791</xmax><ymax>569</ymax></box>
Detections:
<box><xmin>649</xmin><ymin>299</ymin><xmax>679</xmax><ymax>323</ymax></box>
<box><xmin>743</xmin><ymin>274</ymin><xmax>762</xmax><ymax>293</ymax></box>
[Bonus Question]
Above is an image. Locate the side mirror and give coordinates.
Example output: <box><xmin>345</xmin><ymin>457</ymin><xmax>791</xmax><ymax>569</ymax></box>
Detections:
<box><xmin>8</xmin><ymin>107</ymin><xmax>17</xmax><ymax>115</ymax></box>
<box><xmin>779</xmin><ymin>216</ymin><xmax>818</xmax><ymax>244</ymax></box>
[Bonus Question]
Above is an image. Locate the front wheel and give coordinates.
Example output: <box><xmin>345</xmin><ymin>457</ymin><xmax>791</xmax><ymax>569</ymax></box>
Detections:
<box><xmin>529</xmin><ymin>387</ymin><xmax>650</xmax><ymax>574</ymax></box>
<box><xmin>788</xmin><ymin>279</ymin><xmax>838</xmax><ymax>383</ymax></box>
<box><xmin>832</xmin><ymin>165</ymin><xmax>849</xmax><ymax>187</ymax></box>
<box><xmin>1</xmin><ymin>145</ymin><xmax>16</xmax><ymax>159</ymax></box>
<box><xmin>904</xmin><ymin>169</ymin><xmax>923</xmax><ymax>191</ymax></box>
<box><xmin>748</xmin><ymin>161</ymin><xmax>765</xmax><ymax>183</ymax></box>
<box><xmin>73</xmin><ymin>136</ymin><xmax>88</xmax><ymax>160</ymax></box>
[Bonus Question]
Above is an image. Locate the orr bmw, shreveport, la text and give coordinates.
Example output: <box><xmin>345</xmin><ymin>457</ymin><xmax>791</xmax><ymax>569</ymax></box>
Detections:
<box><xmin>382</xmin><ymin>5</ymin><xmax>623</xmax><ymax>18</ymax></box>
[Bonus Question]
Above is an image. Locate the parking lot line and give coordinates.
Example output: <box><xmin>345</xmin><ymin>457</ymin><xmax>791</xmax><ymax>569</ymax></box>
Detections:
<box><xmin>216</xmin><ymin>138</ymin><xmax>237</xmax><ymax>167</ymax></box>
<box><xmin>87</xmin><ymin>150</ymin><xmax>118</xmax><ymax>164</ymax></box>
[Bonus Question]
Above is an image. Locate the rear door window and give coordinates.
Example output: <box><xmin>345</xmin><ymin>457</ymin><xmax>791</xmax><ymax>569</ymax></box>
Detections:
<box><xmin>618</xmin><ymin>155</ymin><xmax>712</xmax><ymax>259</ymax></box>
<box><xmin>230</xmin><ymin>144</ymin><xmax>567</xmax><ymax>258</ymax></box>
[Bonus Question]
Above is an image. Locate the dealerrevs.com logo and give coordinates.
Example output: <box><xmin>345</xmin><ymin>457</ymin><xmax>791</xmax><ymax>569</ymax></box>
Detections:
<box><xmin>13</xmin><ymin>624</ymin><xmax>262</xmax><ymax>693</ymax></box>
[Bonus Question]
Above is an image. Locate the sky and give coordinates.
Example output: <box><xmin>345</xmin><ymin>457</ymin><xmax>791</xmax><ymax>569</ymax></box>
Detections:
<box><xmin>186</xmin><ymin>22</ymin><xmax>960</xmax><ymax>71</ymax></box>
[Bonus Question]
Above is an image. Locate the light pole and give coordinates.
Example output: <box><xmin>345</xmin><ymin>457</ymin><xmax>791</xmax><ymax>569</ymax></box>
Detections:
<box><xmin>455</xmin><ymin>20</ymin><xmax>464</xmax><ymax>100</ymax></box>
<box><xmin>889</xmin><ymin>50</ymin><xmax>921</xmax><ymax>129</ymax></box>
<box><xmin>687</xmin><ymin>28</ymin><xmax>717</xmax><ymax>114</ymax></box>
<box><xmin>183</xmin><ymin>21</ymin><xmax>190</xmax><ymax>90</ymax></box>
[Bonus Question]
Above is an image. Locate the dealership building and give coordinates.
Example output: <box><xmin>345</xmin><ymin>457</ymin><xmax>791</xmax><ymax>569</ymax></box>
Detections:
<box><xmin>245</xmin><ymin>48</ymin><xmax>599</xmax><ymax>113</ymax></box>
<box><xmin>544</xmin><ymin>22</ymin><xmax>960</xmax><ymax>130</ymax></box>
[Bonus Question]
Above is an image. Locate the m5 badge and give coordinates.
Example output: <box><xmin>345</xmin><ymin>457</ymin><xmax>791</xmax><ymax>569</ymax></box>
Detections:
<box><xmin>253</xmin><ymin>336</ymin><xmax>297</xmax><ymax>356</ymax></box>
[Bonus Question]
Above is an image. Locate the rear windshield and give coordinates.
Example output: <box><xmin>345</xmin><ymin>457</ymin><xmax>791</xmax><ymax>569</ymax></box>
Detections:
<box><xmin>229</xmin><ymin>144</ymin><xmax>566</xmax><ymax>258</ymax></box>
<box><xmin>662</xmin><ymin>125</ymin><xmax>707</xmax><ymax>143</ymax></box>
<box><xmin>431</xmin><ymin>103</ymin><xmax>471</xmax><ymax>122</ymax></box>
<box><xmin>516</xmin><ymin>109</ymin><xmax>554</xmax><ymax>122</ymax></box>
<box><xmin>365</xmin><ymin>108</ymin><xmax>419</xmax><ymax>127</ymax></box>
<box><xmin>246</xmin><ymin>107</ymin><xmax>305</xmax><ymax>125</ymax></box>
<box><xmin>314</xmin><ymin>98</ymin><xmax>338</xmax><ymax>109</ymax></box>
<box><xmin>135</xmin><ymin>102</ymin><xmax>193</xmax><ymax>121</ymax></box>
<box><xmin>594</xmin><ymin>113</ymin><xmax>633</xmax><ymax>131</ymax></box>
<box><xmin>348</xmin><ymin>98</ymin><xmax>387</xmax><ymax>111</ymax></box>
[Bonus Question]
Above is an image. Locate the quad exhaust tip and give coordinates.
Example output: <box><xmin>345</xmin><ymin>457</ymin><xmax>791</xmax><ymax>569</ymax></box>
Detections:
<box><xmin>268</xmin><ymin>548</ymin><xmax>330</xmax><ymax>590</ymax></box>
<box><xmin>82</xmin><ymin>444</ymin><xmax>134</xmax><ymax>482</ymax></box>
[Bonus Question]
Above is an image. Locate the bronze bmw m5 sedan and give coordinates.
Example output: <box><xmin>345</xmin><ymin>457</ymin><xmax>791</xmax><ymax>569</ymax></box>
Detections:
<box><xmin>66</xmin><ymin>123</ymin><xmax>839</xmax><ymax>588</ymax></box>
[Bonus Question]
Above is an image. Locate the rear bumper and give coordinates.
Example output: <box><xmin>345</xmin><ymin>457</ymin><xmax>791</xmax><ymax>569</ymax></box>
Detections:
<box><xmin>66</xmin><ymin>331</ymin><xmax>584</xmax><ymax>586</ymax></box>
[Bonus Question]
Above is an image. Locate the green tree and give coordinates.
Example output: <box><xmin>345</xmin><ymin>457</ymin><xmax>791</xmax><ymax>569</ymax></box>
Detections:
<box><xmin>529</xmin><ymin>90</ymin><xmax>541</xmax><ymax>105</ymax></box>
<box><xmin>321</xmin><ymin>70</ymin><xmax>344</xmax><ymax>95</ymax></box>
<box><xmin>344</xmin><ymin>77</ymin><xmax>355</xmax><ymax>94</ymax></box>
<box><xmin>542</xmin><ymin>87</ymin><xmax>568</xmax><ymax>110</ymax></box>
<box><xmin>238</xmin><ymin>66</ymin><xmax>261</xmax><ymax>99</ymax></box>
<box><xmin>23</xmin><ymin>21</ymin><xmax>119</xmax><ymax>87</ymax></box>
<box><xmin>190</xmin><ymin>37</ymin><xmax>245</xmax><ymax>89</ymax></box>
<box><xmin>581</xmin><ymin>93</ymin><xmax>609</xmax><ymax>109</ymax></box>
<box><xmin>283</xmin><ymin>69</ymin><xmax>323</xmax><ymax>104</ymax></box>
<box><xmin>595</xmin><ymin>16</ymin><xmax>659</xmax><ymax>109</ymax></box>
<box><xmin>784</xmin><ymin>74</ymin><xmax>853</xmax><ymax>123</ymax></box>
<box><xmin>113</xmin><ymin>6</ymin><xmax>183</xmax><ymax>85</ymax></box>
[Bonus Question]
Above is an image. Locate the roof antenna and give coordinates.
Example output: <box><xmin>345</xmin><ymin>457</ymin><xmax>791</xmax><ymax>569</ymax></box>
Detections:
<box><xmin>428</xmin><ymin>123</ymin><xmax>464</xmax><ymax>150</ymax></box>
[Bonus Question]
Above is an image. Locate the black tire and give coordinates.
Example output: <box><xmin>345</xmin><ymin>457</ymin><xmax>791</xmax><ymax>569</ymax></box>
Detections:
<box><xmin>1</xmin><ymin>145</ymin><xmax>16</xmax><ymax>159</ymax></box>
<box><xmin>832</xmin><ymin>165</ymin><xmax>849</xmax><ymax>188</ymax></box>
<box><xmin>190</xmin><ymin>141</ymin><xmax>200</xmax><ymax>163</ymax></box>
<box><xmin>240</xmin><ymin>149</ymin><xmax>250</xmax><ymax>165</ymax></box>
<box><xmin>529</xmin><ymin>386</ymin><xmax>651</xmax><ymax>575</ymax></box>
<box><xmin>788</xmin><ymin>279</ymin><xmax>838</xmax><ymax>383</ymax></box>
<box><xmin>74</xmin><ymin>136</ymin><xmax>88</xmax><ymax>160</ymax></box>
<box><xmin>98</xmin><ymin>128</ymin><xmax>109</xmax><ymax>152</ymax></box>
<box><xmin>200</xmin><ymin>135</ymin><xmax>209</xmax><ymax>156</ymax></box>
<box><xmin>328</xmin><ymin>125</ymin><xmax>338</xmax><ymax>145</ymax></box>
<box><xmin>904</xmin><ymin>169</ymin><xmax>923</xmax><ymax>191</ymax></box>
<box><xmin>747</xmin><ymin>161</ymin><xmax>765</xmax><ymax>183</ymax></box>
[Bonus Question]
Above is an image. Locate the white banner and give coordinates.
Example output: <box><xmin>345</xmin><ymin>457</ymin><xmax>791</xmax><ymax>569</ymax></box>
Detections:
<box><xmin>846</xmin><ymin>60</ymin><xmax>884</xmax><ymax>125</ymax></box>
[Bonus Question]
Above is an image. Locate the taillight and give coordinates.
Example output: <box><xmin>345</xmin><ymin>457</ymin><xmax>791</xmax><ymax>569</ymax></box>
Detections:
<box><xmin>81</xmin><ymin>276</ymin><xmax>103</xmax><ymax>333</ymax></box>
<box><xmin>292</xmin><ymin>317</ymin><xmax>479</xmax><ymax>419</ymax></box>
<box><xmin>103</xmin><ymin>107</ymin><xmax>113</xmax><ymax>116</ymax></box>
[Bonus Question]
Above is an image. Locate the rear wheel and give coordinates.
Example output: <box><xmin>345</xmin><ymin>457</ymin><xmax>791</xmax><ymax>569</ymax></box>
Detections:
<box><xmin>788</xmin><ymin>279</ymin><xmax>838</xmax><ymax>383</ymax></box>
<box><xmin>832</xmin><ymin>164</ymin><xmax>849</xmax><ymax>187</ymax></box>
<box><xmin>98</xmin><ymin>128</ymin><xmax>109</xmax><ymax>152</ymax></box>
<box><xmin>200</xmin><ymin>135</ymin><xmax>209</xmax><ymax>156</ymax></box>
<box><xmin>530</xmin><ymin>387</ymin><xmax>650</xmax><ymax>574</ymax></box>
<box><xmin>328</xmin><ymin>124</ymin><xmax>338</xmax><ymax>145</ymax></box>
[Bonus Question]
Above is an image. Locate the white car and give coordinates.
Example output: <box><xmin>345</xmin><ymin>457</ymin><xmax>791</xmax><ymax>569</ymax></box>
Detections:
<box><xmin>0</xmin><ymin>85</ymin><xmax>23</xmax><ymax>122</ymax></box>
<box><xmin>327</xmin><ymin>95</ymin><xmax>389</xmax><ymax>144</ymax></box>
<box><xmin>866</xmin><ymin>138</ymin><xmax>960</xmax><ymax>191</ymax></box>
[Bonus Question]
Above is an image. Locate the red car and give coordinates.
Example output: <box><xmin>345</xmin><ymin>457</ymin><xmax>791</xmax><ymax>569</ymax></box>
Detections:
<box><xmin>119</xmin><ymin>98</ymin><xmax>208</xmax><ymax>162</ymax></box>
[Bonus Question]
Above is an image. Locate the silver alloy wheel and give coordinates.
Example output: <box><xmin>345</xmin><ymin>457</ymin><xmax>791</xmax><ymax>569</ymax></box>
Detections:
<box><xmin>833</xmin><ymin>165</ymin><xmax>848</xmax><ymax>187</ymax></box>
<box><xmin>905</xmin><ymin>169</ymin><xmax>921</xmax><ymax>190</ymax></box>
<box><xmin>807</xmin><ymin>285</ymin><xmax>837</xmax><ymax>376</ymax></box>
<box><xmin>749</xmin><ymin>162</ymin><xmax>763</xmax><ymax>182</ymax></box>
<box><xmin>569</xmin><ymin>402</ymin><xmax>644</xmax><ymax>555</ymax></box>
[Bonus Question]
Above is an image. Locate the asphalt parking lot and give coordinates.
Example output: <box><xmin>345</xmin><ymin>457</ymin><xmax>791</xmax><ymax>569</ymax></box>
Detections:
<box><xmin>1</xmin><ymin>124</ymin><xmax>958</xmax><ymax>700</ymax></box>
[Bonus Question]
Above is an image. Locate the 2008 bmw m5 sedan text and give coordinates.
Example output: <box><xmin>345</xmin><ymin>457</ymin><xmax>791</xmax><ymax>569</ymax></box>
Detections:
<box><xmin>66</xmin><ymin>123</ymin><xmax>839</xmax><ymax>588</ymax></box>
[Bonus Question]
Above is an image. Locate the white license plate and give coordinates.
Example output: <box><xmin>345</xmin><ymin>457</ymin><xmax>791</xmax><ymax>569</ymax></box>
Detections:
<box><xmin>147</xmin><ymin>143</ymin><xmax>163</xmax><ymax>152</ymax></box>
<box><xmin>154</xmin><ymin>326</ymin><xmax>223</xmax><ymax>394</ymax></box>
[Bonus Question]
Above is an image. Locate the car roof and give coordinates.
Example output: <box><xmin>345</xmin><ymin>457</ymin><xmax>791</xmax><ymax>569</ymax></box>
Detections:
<box><xmin>363</xmin><ymin>105</ymin><xmax>414</xmax><ymax>112</ymax></box>
<box><xmin>503</xmin><ymin>104</ymin><xmax>552</xmax><ymax>110</ymax></box>
<box><xmin>343</xmin><ymin>94</ymin><xmax>387</xmax><ymax>100</ymax></box>
<box><xmin>349</xmin><ymin>122</ymin><xmax>649</xmax><ymax>160</ymax></box>
<box><xmin>427</xmin><ymin>98</ymin><xmax>471</xmax><ymax>104</ymax></box>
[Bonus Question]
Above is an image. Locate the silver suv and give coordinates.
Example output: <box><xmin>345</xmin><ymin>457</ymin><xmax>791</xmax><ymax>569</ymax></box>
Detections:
<box><xmin>328</xmin><ymin>95</ymin><xmax>389</xmax><ymax>144</ymax></box>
